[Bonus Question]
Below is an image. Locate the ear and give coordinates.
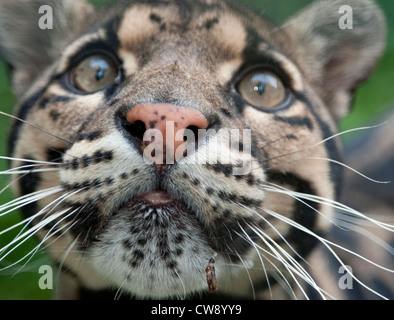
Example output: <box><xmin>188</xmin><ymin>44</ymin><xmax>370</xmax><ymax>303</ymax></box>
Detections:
<box><xmin>0</xmin><ymin>0</ymin><xmax>94</xmax><ymax>97</ymax></box>
<box><xmin>283</xmin><ymin>0</ymin><xmax>386</xmax><ymax>121</ymax></box>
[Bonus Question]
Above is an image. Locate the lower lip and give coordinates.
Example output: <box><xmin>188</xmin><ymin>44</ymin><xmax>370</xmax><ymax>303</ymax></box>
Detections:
<box><xmin>137</xmin><ymin>190</ymin><xmax>177</xmax><ymax>206</ymax></box>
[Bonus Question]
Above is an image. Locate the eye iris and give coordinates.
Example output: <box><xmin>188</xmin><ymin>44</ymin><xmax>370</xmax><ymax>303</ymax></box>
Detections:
<box><xmin>238</xmin><ymin>70</ymin><xmax>286</xmax><ymax>109</ymax></box>
<box><xmin>71</xmin><ymin>54</ymin><xmax>119</xmax><ymax>93</ymax></box>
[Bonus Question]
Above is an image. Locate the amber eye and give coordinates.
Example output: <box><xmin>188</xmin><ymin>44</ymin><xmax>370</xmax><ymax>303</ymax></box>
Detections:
<box><xmin>237</xmin><ymin>69</ymin><xmax>287</xmax><ymax>109</ymax></box>
<box><xmin>70</xmin><ymin>54</ymin><xmax>120</xmax><ymax>93</ymax></box>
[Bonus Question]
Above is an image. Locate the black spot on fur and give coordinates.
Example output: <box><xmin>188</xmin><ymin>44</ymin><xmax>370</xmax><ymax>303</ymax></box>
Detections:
<box><xmin>93</xmin><ymin>151</ymin><xmax>103</xmax><ymax>163</ymax></box>
<box><xmin>159</xmin><ymin>24</ymin><xmax>167</xmax><ymax>32</ymax></box>
<box><xmin>166</xmin><ymin>260</ymin><xmax>177</xmax><ymax>269</ymax></box>
<box><xmin>173</xmin><ymin>233</ymin><xmax>184</xmax><ymax>244</ymax></box>
<box><xmin>39</xmin><ymin>95</ymin><xmax>73</xmax><ymax>109</ymax></box>
<box><xmin>133</xmin><ymin>249</ymin><xmax>145</xmax><ymax>261</ymax></box>
<box><xmin>82</xmin><ymin>155</ymin><xmax>91</xmax><ymax>167</ymax></box>
<box><xmin>220</xmin><ymin>108</ymin><xmax>233</xmax><ymax>118</ymax></box>
<box><xmin>123</xmin><ymin>239</ymin><xmax>132</xmax><ymax>249</ymax></box>
<box><xmin>217</xmin><ymin>190</ymin><xmax>226</xmax><ymax>200</ymax></box>
<box><xmin>71</xmin><ymin>158</ymin><xmax>79</xmax><ymax>170</ymax></box>
<box><xmin>49</xmin><ymin>110</ymin><xmax>61</xmax><ymax>122</ymax></box>
<box><xmin>239</xmin><ymin>195</ymin><xmax>262</xmax><ymax>207</ymax></box>
<box><xmin>222</xmin><ymin>209</ymin><xmax>231</xmax><ymax>218</ymax></box>
<box><xmin>105</xmin><ymin>177</ymin><xmax>114</xmax><ymax>185</ymax></box>
<box><xmin>150</xmin><ymin>13</ymin><xmax>162</xmax><ymax>23</ymax></box>
<box><xmin>149</xmin><ymin>14</ymin><xmax>167</xmax><ymax>32</ymax></box>
<box><xmin>47</xmin><ymin>148</ymin><xmax>65</xmax><ymax>163</ymax></box>
<box><xmin>103</xmin><ymin>151</ymin><xmax>113</xmax><ymax>161</ymax></box>
<box><xmin>246</xmin><ymin>173</ymin><xmax>255</xmax><ymax>186</ymax></box>
<box><xmin>39</xmin><ymin>97</ymin><xmax>50</xmax><ymax>109</ymax></box>
<box><xmin>207</xmin><ymin>163</ymin><xmax>234</xmax><ymax>177</ymax></box>
<box><xmin>76</xmin><ymin>131</ymin><xmax>102</xmax><ymax>142</ymax></box>
<box><xmin>137</xmin><ymin>237</ymin><xmax>147</xmax><ymax>246</ymax></box>
<box><xmin>93</xmin><ymin>178</ymin><xmax>101</xmax><ymax>188</ymax></box>
<box><xmin>273</xmin><ymin>115</ymin><xmax>313</xmax><ymax>130</ymax></box>
<box><xmin>204</xmin><ymin>17</ymin><xmax>219</xmax><ymax>30</ymax></box>
<box><xmin>81</xmin><ymin>180</ymin><xmax>91</xmax><ymax>189</ymax></box>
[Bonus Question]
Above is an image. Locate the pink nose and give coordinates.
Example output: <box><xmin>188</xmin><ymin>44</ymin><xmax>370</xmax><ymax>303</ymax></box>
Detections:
<box><xmin>126</xmin><ymin>103</ymin><xmax>208</xmax><ymax>167</ymax></box>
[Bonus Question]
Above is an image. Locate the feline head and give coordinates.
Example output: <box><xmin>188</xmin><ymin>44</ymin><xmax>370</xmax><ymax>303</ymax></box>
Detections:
<box><xmin>0</xmin><ymin>0</ymin><xmax>385</xmax><ymax>299</ymax></box>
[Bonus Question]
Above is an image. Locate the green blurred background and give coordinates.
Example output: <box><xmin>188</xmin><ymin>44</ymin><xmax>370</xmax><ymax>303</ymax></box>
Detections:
<box><xmin>0</xmin><ymin>0</ymin><xmax>393</xmax><ymax>299</ymax></box>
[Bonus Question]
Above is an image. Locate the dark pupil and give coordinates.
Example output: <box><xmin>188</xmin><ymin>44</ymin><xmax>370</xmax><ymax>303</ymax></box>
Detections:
<box><xmin>254</xmin><ymin>81</ymin><xmax>265</xmax><ymax>95</ymax></box>
<box><xmin>96</xmin><ymin>68</ymin><xmax>105</xmax><ymax>81</ymax></box>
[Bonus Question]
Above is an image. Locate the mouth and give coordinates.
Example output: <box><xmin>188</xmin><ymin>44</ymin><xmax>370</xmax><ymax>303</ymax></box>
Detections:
<box><xmin>119</xmin><ymin>188</ymin><xmax>188</xmax><ymax>216</ymax></box>
<box><xmin>93</xmin><ymin>186</ymin><xmax>214</xmax><ymax>298</ymax></box>
<box><xmin>135</xmin><ymin>189</ymin><xmax>178</xmax><ymax>207</ymax></box>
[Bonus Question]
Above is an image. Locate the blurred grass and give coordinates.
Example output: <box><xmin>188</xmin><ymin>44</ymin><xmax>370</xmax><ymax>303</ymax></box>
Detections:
<box><xmin>0</xmin><ymin>0</ymin><xmax>393</xmax><ymax>299</ymax></box>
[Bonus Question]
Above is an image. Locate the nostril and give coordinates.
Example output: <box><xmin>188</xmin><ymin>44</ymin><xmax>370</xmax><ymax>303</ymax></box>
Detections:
<box><xmin>127</xmin><ymin>120</ymin><xmax>146</xmax><ymax>141</ymax></box>
<box><xmin>185</xmin><ymin>125</ymin><xmax>200</xmax><ymax>142</ymax></box>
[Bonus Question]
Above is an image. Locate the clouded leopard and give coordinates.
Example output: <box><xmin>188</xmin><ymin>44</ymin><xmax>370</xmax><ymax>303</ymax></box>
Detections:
<box><xmin>0</xmin><ymin>0</ymin><xmax>392</xmax><ymax>299</ymax></box>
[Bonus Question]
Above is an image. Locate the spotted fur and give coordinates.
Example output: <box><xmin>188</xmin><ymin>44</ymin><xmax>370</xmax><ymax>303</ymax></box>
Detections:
<box><xmin>0</xmin><ymin>0</ymin><xmax>391</xmax><ymax>299</ymax></box>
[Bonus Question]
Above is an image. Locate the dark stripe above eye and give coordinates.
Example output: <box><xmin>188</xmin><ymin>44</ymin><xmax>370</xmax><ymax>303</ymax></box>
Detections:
<box><xmin>66</xmin><ymin>14</ymin><xmax>122</xmax><ymax>70</ymax></box>
<box><xmin>240</xmin><ymin>26</ymin><xmax>293</xmax><ymax>89</ymax></box>
<box><xmin>67</xmin><ymin>40</ymin><xmax>120</xmax><ymax>70</ymax></box>
<box><xmin>273</xmin><ymin>115</ymin><xmax>314</xmax><ymax>131</ymax></box>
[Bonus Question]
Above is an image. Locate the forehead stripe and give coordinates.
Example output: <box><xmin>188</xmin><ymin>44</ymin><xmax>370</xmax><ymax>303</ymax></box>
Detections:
<box><xmin>8</xmin><ymin>89</ymin><xmax>45</xmax><ymax>156</ymax></box>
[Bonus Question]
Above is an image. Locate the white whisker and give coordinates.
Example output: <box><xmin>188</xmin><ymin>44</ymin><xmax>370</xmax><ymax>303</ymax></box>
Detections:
<box><xmin>333</xmin><ymin>215</ymin><xmax>394</xmax><ymax>255</ymax></box>
<box><xmin>260</xmin><ymin>120</ymin><xmax>393</xmax><ymax>171</ymax></box>
<box><xmin>0</xmin><ymin>188</ymin><xmax>85</xmax><ymax>263</ymax></box>
<box><xmin>236</xmin><ymin>222</ymin><xmax>273</xmax><ymax>299</ymax></box>
<box><xmin>234</xmin><ymin>248</ymin><xmax>256</xmax><ymax>300</ymax></box>
<box><xmin>0</xmin><ymin>168</ymin><xmax>60</xmax><ymax>175</ymax></box>
<box><xmin>263</xmin><ymin>183</ymin><xmax>394</xmax><ymax>233</ymax></box>
<box><xmin>0</xmin><ymin>186</ymin><xmax>62</xmax><ymax>215</ymax></box>
<box><xmin>0</xmin><ymin>111</ymin><xmax>73</xmax><ymax>145</ymax></box>
<box><xmin>0</xmin><ymin>208</ymin><xmax>72</xmax><ymax>268</ymax></box>
<box><xmin>55</xmin><ymin>234</ymin><xmax>80</xmax><ymax>287</ymax></box>
<box><xmin>311</xmin><ymin>121</ymin><xmax>392</xmax><ymax>148</ymax></box>
<box><xmin>5</xmin><ymin>208</ymin><xmax>80</xmax><ymax>273</ymax></box>
<box><xmin>0</xmin><ymin>155</ymin><xmax>60</xmax><ymax>166</ymax></box>
<box><xmin>262</xmin><ymin>207</ymin><xmax>392</xmax><ymax>300</ymax></box>
<box><xmin>265</xmin><ymin>156</ymin><xmax>390</xmax><ymax>184</ymax></box>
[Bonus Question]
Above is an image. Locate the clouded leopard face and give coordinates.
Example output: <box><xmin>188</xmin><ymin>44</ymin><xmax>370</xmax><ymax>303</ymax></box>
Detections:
<box><xmin>0</xmin><ymin>0</ymin><xmax>388</xmax><ymax>299</ymax></box>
